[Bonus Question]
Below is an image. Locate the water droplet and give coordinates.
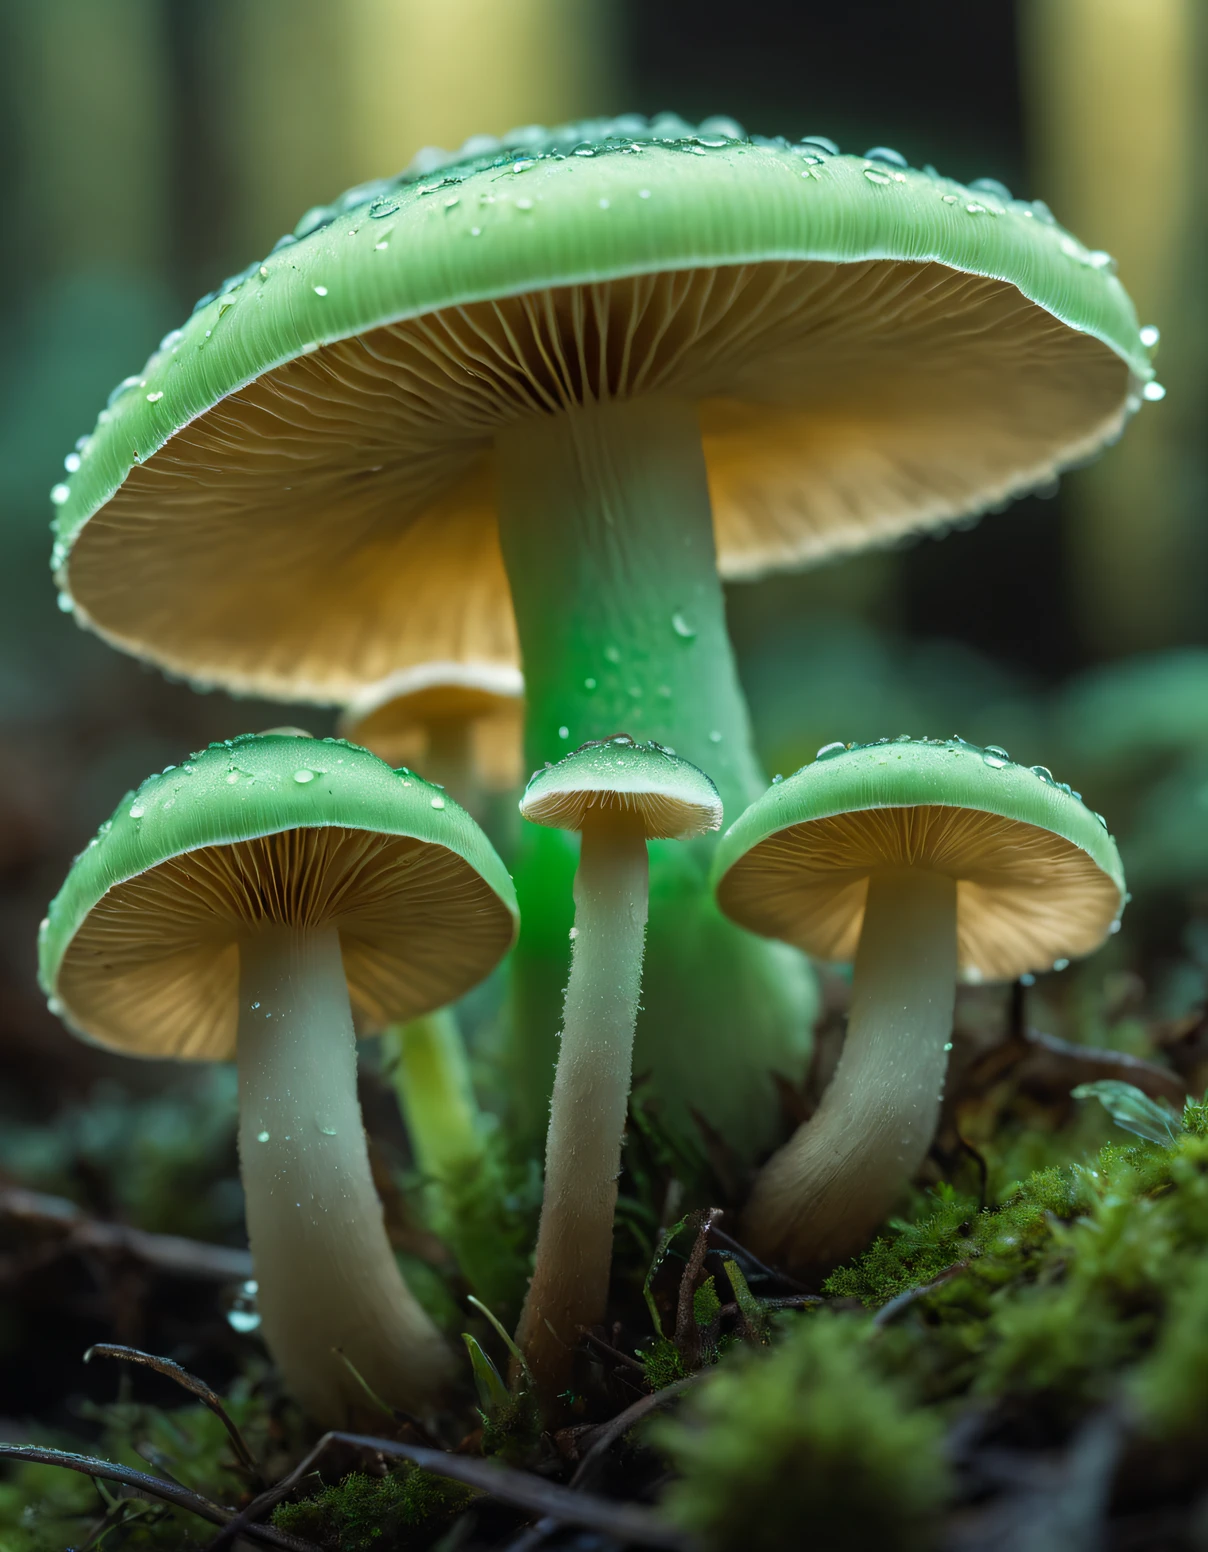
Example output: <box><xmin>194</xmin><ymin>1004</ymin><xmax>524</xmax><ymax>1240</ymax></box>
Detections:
<box><xmin>56</xmin><ymin>591</ymin><xmax>73</xmax><ymax>613</ymax></box>
<box><xmin>969</xmin><ymin>176</ymin><xmax>1012</xmax><ymax>200</ymax></box>
<box><xmin>709</xmin><ymin>730</ymin><xmax>722</xmax><ymax>743</ymax></box>
<box><xmin>1109</xmin><ymin>919</ymin><xmax>1122</xmax><ymax>935</ymax></box>
<box><xmin>771</xmin><ymin>774</ymin><xmax>785</xmax><ymax>784</ymax></box>
<box><xmin>129</xmin><ymin>804</ymin><xmax>145</xmax><ymax>819</ymax></box>
<box><xmin>638</xmin><ymin>188</ymin><xmax>652</xmax><ymax>199</ymax></box>
<box><xmin>1094</xmin><ymin>812</ymin><xmax>1109</xmax><ymax>830</ymax></box>
<box><xmin>64</xmin><ymin>452</ymin><xmax>81</xmax><ymax>473</ymax></box>
<box><xmin>257</xmin><ymin>1130</ymin><xmax>270</xmax><ymax>1143</ymax></box>
<box><xmin>468</xmin><ymin>226</ymin><xmax>482</xmax><ymax>237</ymax></box>
<box><xmin>258</xmin><ymin>264</ymin><xmax>270</xmax><ymax>279</ymax></box>
<box><xmin>815</xmin><ymin>742</ymin><xmax>846</xmax><ymax>760</ymax></box>
<box><xmin>146</xmin><ymin>390</ymin><xmax>163</xmax><ymax>403</ymax></box>
<box><xmin>313</xmin><ymin>285</ymin><xmax>328</xmax><ymax>297</ymax></box>
<box><xmin>444</xmin><ymin>196</ymin><xmax>459</xmax><ymax>208</ymax></box>
<box><xmin>1143</xmin><ymin>381</ymin><xmax>1166</xmax><ymax>402</ymax></box>
<box><xmin>430</xmin><ymin>795</ymin><xmax>446</xmax><ymax>810</ymax></box>
<box><xmin>318</xmin><ymin>1124</ymin><xmax>338</xmax><ymax>1136</ymax></box>
<box><xmin>941</xmin><ymin>193</ymin><xmax>959</xmax><ymax>204</ymax></box>
<box><xmin>965</xmin><ymin>202</ymin><xmax>986</xmax><ymax>215</ymax></box>
<box><xmin>1031</xmin><ymin>765</ymin><xmax>1055</xmax><ymax>783</ymax></box>
<box><xmin>584</xmin><ymin>677</ymin><xmax>597</xmax><ymax>691</ymax></box>
<box><xmin>1052</xmin><ymin>958</ymin><xmax>1070</xmax><ymax>972</ymax></box>
<box><xmin>984</xmin><ymin>745</ymin><xmax>1009</xmax><ymax>760</ymax></box>
<box><xmin>293</xmin><ymin>769</ymin><xmax>316</xmax><ymax>784</ymax></box>
<box><xmin>250</xmin><ymin>1001</ymin><xmax>260</xmax><ymax>1009</ymax></box>
<box><xmin>228</xmin><ymin>1308</ymin><xmax>261</xmax><ymax>1334</ymax></box>
<box><xmin>604</xmin><ymin>645</ymin><xmax>622</xmax><ymax>664</ymax></box>
<box><xmin>943</xmin><ymin>1041</ymin><xmax>954</xmax><ymax>1052</ymax></box>
<box><xmin>569</xmin><ymin>926</ymin><xmax>579</xmax><ymax>940</ymax></box>
<box><xmin>558</xmin><ymin>726</ymin><xmax>570</xmax><ymax>739</ymax></box>
<box><xmin>864</xmin><ymin>146</ymin><xmax>908</xmax><ymax>167</ymax></box>
<box><xmin>50</xmin><ymin>483</ymin><xmax>70</xmax><ymax>505</ymax></box>
<box><xmin>1020</xmin><ymin>972</ymin><xmax>1036</xmax><ymax>987</ymax></box>
<box><xmin>863</xmin><ymin>167</ymin><xmax>892</xmax><ymax>185</ymax></box>
<box><xmin>982</xmin><ymin>754</ymin><xmax>1007</xmax><ymax>769</ymax></box>
<box><xmin>226</xmin><ymin>772</ymin><xmax>240</xmax><ymax>784</ymax></box>
<box><xmin>598</xmin><ymin>198</ymin><xmax>610</xmax><ymax>209</ymax></box>
<box><xmin>515</xmin><ymin>197</ymin><xmax>534</xmax><ymax>211</ymax></box>
<box><xmin>671</xmin><ymin>611</ymin><xmax>696</xmax><ymax>639</ymax></box>
<box><xmin>1139</xmin><ymin>324</ymin><xmax>1160</xmax><ymax>349</ymax></box>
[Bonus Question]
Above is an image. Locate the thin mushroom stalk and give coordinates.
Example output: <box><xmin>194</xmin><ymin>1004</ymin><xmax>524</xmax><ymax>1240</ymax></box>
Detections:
<box><xmin>742</xmin><ymin>868</ymin><xmax>957</xmax><ymax>1273</ymax></box>
<box><xmin>515</xmin><ymin>810</ymin><xmax>649</xmax><ymax>1398</ymax></box>
<box><xmin>237</xmin><ymin>924</ymin><xmax>453</xmax><ymax>1423</ymax></box>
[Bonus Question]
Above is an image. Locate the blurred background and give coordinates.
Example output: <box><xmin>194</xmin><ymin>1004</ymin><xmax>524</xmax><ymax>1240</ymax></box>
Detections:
<box><xmin>0</xmin><ymin>0</ymin><xmax>1205</xmax><ymax>1420</ymax></box>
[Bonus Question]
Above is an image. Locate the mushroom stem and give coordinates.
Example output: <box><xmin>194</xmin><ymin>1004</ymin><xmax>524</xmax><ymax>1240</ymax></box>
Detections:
<box><xmin>422</xmin><ymin>717</ymin><xmax>475</xmax><ymax>809</ymax></box>
<box><xmin>497</xmin><ymin>397</ymin><xmax>813</xmax><ymax>1156</ymax></box>
<box><xmin>236</xmin><ymin>924</ymin><xmax>452</xmax><ymax>1424</ymax></box>
<box><xmin>742</xmin><ymin>868</ymin><xmax>958</xmax><ymax>1274</ymax></box>
<box><xmin>515</xmin><ymin>811</ymin><xmax>649</xmax><ymax>1401</ymax></box>
<box><xmin>385</xmin><ymin>1008</ymin><xmax>522</xmax><ymax>1313</ymax></box>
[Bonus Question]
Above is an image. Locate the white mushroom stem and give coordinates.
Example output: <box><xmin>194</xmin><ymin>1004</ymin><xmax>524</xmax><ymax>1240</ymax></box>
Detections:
<box><xmin>514</xmin><ymin>811</ymin><xmax>648</xmax><ymax>1400</ymax></box>
<box><xmin>743</xmin><ymin>868</ymin><xmax>958</xmax><ymax>1274</ymax></box>
<box><xmin>236</xmin><ymin>924</ymin><xmax>453</xmax><ymax>1424</ymax></box>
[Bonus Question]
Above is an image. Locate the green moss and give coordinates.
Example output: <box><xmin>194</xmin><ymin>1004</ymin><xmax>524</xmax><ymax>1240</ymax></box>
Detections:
<box><xmin>652</xmin><ymin>1312</ymin><xmax>948</xmax><ymax>1552</ymax></box>
<box><xmin>639</xmin><ymin>1336</ymin><xmax>691</xmax><ymax>1391</ymax></box>
<box><xmin>273</xmin><ymin>1465</ymin><xmax>473</xmax><ymax>1551</ymax></box>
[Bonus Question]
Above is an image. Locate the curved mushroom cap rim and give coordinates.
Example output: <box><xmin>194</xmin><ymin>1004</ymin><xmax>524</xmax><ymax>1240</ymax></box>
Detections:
<box><xmin>39</xmin><ymin>734</ymin><xmax>518</xmax><ymax>1060</ymax></box>
<box><xmin>521</xmin><ymin>736</ymin><xmax>722</xmax><ymax>839</ymax></box>
<box><xmin>712</xmin><ymin>738</ymin><xmax>1125</xmax><ymax>981</ymax></box>
<box><xmin>51</xmin><ymin>123</ymin><xmax>1149</xmax><ymax>704</ymax></box>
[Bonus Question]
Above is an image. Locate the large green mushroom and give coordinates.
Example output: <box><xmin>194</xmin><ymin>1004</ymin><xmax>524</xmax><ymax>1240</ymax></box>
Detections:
<box><xmin>38</xmin><ymin>733</ymin><xmax>517</xmax><ymax>1423</ymax></box>
<box><xmin>713</xmin><ymin>738</ymin><xmax>1125</xmax><ymax>1273</ymax></box>
<box><xmin>50</xmin><ymin>114</ymin><xmax>1151</xmax><ymax>1160</ymax></box>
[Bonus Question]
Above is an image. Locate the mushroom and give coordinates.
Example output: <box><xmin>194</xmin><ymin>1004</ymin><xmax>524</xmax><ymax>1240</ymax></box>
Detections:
<box><xmin>51</xmin><ymin>116</ymin><xmax>1151</xmax><ymax>1161</ymax></box>
<box><xmin>712</xmin><ymin>737</ymin><xmax>1125</xmax><ymax>1274</ymax></box>
<box><xmin>38</xmin><ymin>733</ymin><xmax>518</xmax><ymax>1423</ymax></box>
<box><xmin>340</xmin><ymin>659</ymin><xmax>525</xmax><ymax>816</ymax></box>
<box><xmin>514</xmin><ymin>735</ymin><xmax>721</xmax><ymax>1397</ymax></box>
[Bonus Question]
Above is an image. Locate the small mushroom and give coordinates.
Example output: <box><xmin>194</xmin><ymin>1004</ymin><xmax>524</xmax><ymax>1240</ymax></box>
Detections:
<box><xmin>712</xmin><ymin>738</ymin><xmax>1125</xmax><ymax>1274</ymax></box>
<box><xmin>38</xmin><ymin>734</ymin><xmax>518</xmax><ymax>1423</ymax></box>
<box><xmin>514</xmin><ymin>736</ymin><xmax>721</xmax><ymax>1398</ymax></box>
<box><xmin>340</xmin><ymin>659</ymin><xmax>524</xmax><ymax>815</ymax></box>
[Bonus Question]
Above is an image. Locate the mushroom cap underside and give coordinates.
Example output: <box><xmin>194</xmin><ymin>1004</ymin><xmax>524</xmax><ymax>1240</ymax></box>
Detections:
<box><xmin>53</xmin><ymin>120</ymin><xmax>1150</xmax><ymax>704</ymax></box>
<box><xmin>713</xmin><ymin>739</ymin><xmax>1125</xmax><ymax>981</ymax></box>
<box><xmin>39</xmin><ymin>734</ymin><xmax>518</xmax><ymax>1059</ymax></box>
<box><xmin>521</xmin><ymin>736</ymin><xmax>723</xmax><ymax>840</ymax></box>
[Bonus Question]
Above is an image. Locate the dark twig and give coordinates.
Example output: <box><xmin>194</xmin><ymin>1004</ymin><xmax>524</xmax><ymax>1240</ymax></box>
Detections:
<box><xmin>1020</xmin><ymin>1027</ymin><xmax>1190</xmax><ymax>1106</ymax></box>
<box><xmin>85</xmin><ymin>1343</ymin><xmax>261</xmax><ymax>1480</ymax></box>
<box><xmin>571</xmin><ymin>1373</ymin><xmax>707</xmax><ymax>1491</ymax></box>
<box><xmin>872</xmin><ymin>1263</ymin><xmax>969</xmax><ymax>1328</ymax></box>
<box><xmin>707</xmin><ymin>1224</ymin><xmax>810</xmax><ymax>1293</ymax></box>
<box><xmin>205</xmin><ymin>1431</ymin><xmax>691</xmax><ymax>1552</ymax></box>
<box><xmin>0</xmin><ymin>1444</ymin><xmax>316</xmax><ymax>1551</ymax></box>
<box><xmin>580</xmin><ymin>1329</ymin><xmax>647</xmax><ymax>1373</ymax></box>
<box><xmin>674</xmin><ymin>1209</ymin><xmax>722</xmax><ymax>1365</ymax></box>
<box><xmin>0</xmin><ymin>1186</ymin><xmax>253</xmax><ymax>1281</ymax></box>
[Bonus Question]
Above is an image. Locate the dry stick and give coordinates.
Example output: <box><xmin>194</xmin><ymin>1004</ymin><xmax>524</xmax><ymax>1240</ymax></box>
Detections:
<box><xmin>204</xmin><ymin>1431</ymin><xmax>691</xmax><ymax>1552</ymax></box>
<box><xmin>1021</xmin><ymin>1026</ymin><xmax>1191</xmax><ymax>1105</ymax></box>
<box><xmin>84</xmin><ymin>1343</ymin><xmax>261</xmax><ymax>1480</ymax></box>
<box><xmin>508</xmin><ymin>1374</ymin><xmax>710</xmax><ymax>1552</ymax></box>
<box><xmin>707</xmin><ymin>1223</ymin><xmax>809</xmax><ymax>1294</ymax></box>
<box><xmin>871</xmin><ymin>1264</ymin><xmax>970</xmax><ymax>1329</ymax></box>
<box><xmin>0</xmin><ymin>1186</ymin><xmax>253</xmax><ymax>1281</ymax></box>
<box><xmin>673</xmin><ymin>1210</ymin><xmax>722</xmax><ymax>1365</ymax></box>
<box><xmin>0</xmin><ymin>1445</ymin><xmax>317</xmax><ymax>1552</ymax></box>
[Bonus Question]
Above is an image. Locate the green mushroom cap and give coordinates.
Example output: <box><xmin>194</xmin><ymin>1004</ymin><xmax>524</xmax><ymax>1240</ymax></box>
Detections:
<box><xmin>52</xmin><ymin>114</ymin><xmax>1149</xmax><ymax>704</ymax></box>
<box><xmin>521</xmin><ymin>735</ymin><xmax>722</xmax><ymax>839</ymax></box>
<box><xmin>39</xmin><ymin>734</ymin><xmax>518</xmax><ymax>1060</ymax></box>
<box><xmin>713</xmin><ymin>737</ymin><xmax>1124</xmax><ymax>982</ymax></box>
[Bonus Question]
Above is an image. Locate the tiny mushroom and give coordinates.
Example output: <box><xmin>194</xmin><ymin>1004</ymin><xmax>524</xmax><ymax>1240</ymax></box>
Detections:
<box><xmin>340</xmin><ymin>659</ymin><xmax>525</xmax><ymax>813</ymax></box>
<box><xmin>514</xmin><ymin>735</ymin><xmax>721</xmax><ymax>1399</ymax></box>
<box><xmin>51</xmin><ymin>115</ymin><xmax>1151</xmax><ymax>1162</ymax></box>
<box><xmin>712</xmin><ymin>737</ymin><xmax>1125</xmax><ymax>1273</ymax></box>
<box><xmin>38</xmin><ymin>733</ymin><xmax>518</xmax><ymax>1424</ymax></box>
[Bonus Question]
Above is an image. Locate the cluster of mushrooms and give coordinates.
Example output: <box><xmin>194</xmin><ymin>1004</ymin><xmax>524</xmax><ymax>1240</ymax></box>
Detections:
<box><xmin>39</xmin><ymin>114</ymin><xmax>1149</xmax><ymax>1425</ymax></box>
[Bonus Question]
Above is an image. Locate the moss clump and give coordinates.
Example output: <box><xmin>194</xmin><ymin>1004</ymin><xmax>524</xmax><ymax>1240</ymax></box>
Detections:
<box><xmin>652</xmin><ymin>1312</ymin><xmax>948</xmax><ymax>1552</ymax></box>
<box><xmin>272</xmin><ymin>1464</ymin><xmax>473</xmax><ymax>1550</ymax></box>
<box><xmin>823</xmin><ymin>1120</ymin><xmax>1208</xmax><ymax>1423</ymax></box>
